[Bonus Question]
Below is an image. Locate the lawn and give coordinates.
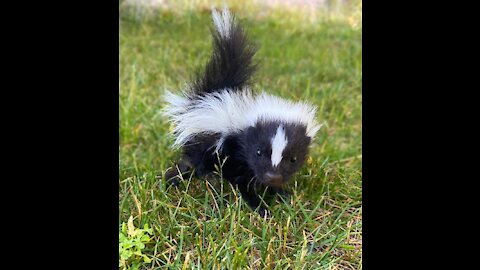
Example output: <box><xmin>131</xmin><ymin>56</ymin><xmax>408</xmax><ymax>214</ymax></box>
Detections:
<box><xmin>119</xmin><ymin>1</ymin><xmax>362</xmax><ymax>269</ymax></box>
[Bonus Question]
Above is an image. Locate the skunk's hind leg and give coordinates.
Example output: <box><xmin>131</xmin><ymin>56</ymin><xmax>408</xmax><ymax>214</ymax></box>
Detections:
<box><xmin>163</xmin><ymin>157</ymin><xmax>193</xmax><ymax>187</ymax></box>
<box><xmin>163</xmin><ymin>146</ymin><xmax>216</xmax><ymax>187</ymax></box>
<box><xmin>163</xmin><ymin>135</ymin><xmax>219</xmax><ymax>187</ymax></box>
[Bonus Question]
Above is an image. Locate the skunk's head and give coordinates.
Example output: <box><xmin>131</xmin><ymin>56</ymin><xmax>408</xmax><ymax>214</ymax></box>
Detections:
<box><xmin>240</xmin><ymin>121</ymin><xmax>311</xmax><ymax>187</ymax></box>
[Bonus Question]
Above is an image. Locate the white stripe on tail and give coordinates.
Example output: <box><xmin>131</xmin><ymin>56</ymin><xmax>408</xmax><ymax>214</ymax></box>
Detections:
<box><xmin>212</xmin><ymin>7</ymin><xmax>233</xmax><ymax>39</ymax></box>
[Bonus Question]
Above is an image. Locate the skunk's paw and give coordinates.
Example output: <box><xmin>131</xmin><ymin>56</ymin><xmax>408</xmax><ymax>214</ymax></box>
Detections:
<box><xmin>276</xmin><ymin>188</ymin><xmax>291</xmax><ymax>203</ymax></box>
<box><xmin>162</xmin><ymin>161</ymin><xmax>193</xmax><ymax>188</ymax></box>
<box><xmin>163</xmin><ymin>167</ymin><xmax>181</xmax><ymax>187</ymax></box>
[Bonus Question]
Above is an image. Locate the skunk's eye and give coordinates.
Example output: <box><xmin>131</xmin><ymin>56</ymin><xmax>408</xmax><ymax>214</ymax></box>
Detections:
<box><xmin>256</xmin><ymin>149</ymin><xmax>262</xmax><ymax>156</ymax></box>
<box><xmin>290</xmin><ymin>157</ymin><xmax>297</xmax><ymax>163</ymax></box>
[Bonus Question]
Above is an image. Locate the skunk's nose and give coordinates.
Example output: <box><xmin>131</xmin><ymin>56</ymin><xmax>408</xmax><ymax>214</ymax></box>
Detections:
<box><xmin>265</xmin><ymin>172</ymin><xmax>283</xmax><ymax>186</ymax></box>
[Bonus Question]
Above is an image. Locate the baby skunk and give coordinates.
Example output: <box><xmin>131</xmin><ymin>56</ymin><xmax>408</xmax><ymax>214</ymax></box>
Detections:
<box><xmin>162</xmin><ymin>8</ymin><xmax>321</xmax><ymax>217</ymax></box>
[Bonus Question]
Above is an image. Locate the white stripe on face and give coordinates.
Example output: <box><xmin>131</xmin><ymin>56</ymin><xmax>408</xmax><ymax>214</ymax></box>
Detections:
<box><xmin>271</xmin><ymin>125</ymin><xmax>288</xmax><ymax>167</ymax></box>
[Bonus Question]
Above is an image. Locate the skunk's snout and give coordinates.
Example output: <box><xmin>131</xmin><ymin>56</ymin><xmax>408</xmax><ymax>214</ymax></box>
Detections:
<box><xmin>264</xmin><ymin>172</ymin><xmax>283</xmax><ymax>186</ymax></box>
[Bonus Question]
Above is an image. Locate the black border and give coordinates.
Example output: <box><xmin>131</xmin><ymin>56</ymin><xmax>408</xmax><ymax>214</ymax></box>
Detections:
<box><xmin>362</xmin><ymin>1</ymin><xmax>466</xmax><ymax>268</ymax></box>
<box><xmin>10</xmin><ymin>1</ymin><xmax>120</xmax><ymax>267</ymax></box>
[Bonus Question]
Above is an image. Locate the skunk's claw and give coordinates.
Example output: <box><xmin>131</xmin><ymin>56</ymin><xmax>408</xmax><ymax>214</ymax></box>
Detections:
<box><xmin>258</xmin><ymin>208</ymin><xmax>270</xmax><ymax>219</ymax></box>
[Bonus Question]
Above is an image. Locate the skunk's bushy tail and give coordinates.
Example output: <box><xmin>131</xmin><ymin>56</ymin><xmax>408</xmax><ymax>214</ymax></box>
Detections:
<box><xmin>191</xmin><ymin>8</ymin><xmax>258</xmax><ymax>95</ymax></box>
<box><xmin>163</xmin><ymin>8</ymin><xmax>259</xmax><ymax>148</ymax></box>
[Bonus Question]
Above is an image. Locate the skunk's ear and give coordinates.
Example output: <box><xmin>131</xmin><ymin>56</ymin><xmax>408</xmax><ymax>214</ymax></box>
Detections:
<box><xmin>301</xmin><ymin>127</ymin><xmax>312</xmax><ymax>144</ymax></box>
<box><xmin>244</xmin><ymin>125</ymin><xmax>256</xmax><ymax>136</ymax></box>
<box><xmin>241</xmin><ymin>125</ymin><xmax>257</xmax><ymax>143</ymax></box>
<box><xmin>306</xmin><ymin>136</ymin><xmax>312</xmax><ymax>145</ymax></box>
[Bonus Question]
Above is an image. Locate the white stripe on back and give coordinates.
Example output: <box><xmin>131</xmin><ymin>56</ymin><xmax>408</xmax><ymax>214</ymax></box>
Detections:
<box><xmin>162</xmin><ymin>88</ymin><xmax>322</xmax><ymax>150</ymax></box>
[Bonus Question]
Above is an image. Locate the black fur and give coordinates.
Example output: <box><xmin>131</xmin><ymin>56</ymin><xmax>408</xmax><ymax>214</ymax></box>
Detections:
<box><xmin>191</xmin><ymin>12</ymin><xmax>258</xmax><ymax>96</ymax></box>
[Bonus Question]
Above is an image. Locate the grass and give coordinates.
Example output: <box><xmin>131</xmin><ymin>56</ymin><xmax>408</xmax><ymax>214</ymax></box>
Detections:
<box><xmin>120</xmin><ymin>1</ymin><xmax>362</xmax><ymax>269</ymax></box>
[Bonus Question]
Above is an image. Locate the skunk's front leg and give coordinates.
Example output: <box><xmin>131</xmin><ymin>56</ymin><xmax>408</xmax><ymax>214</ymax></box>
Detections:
<box><xmin>236</xmin><ymin>177</ymin><xmax>269</xmax><ymax>217</ymax></box>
